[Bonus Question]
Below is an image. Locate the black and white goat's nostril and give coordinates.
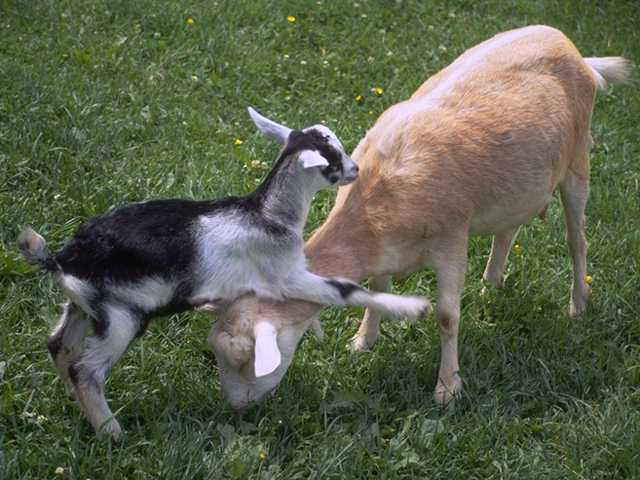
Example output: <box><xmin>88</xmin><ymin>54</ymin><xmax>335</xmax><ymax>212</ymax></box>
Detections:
<box><xmin>341</xmin><ymin>165</ymin><xmax>359</xmax><ymax>184</ymax></box>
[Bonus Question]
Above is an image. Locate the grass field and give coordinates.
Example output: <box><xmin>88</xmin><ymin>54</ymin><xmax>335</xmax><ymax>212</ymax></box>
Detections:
<box><xmin>1</xmin><ymin>0</ymin><xmax>639</xmax><ymax>478</ymax></box>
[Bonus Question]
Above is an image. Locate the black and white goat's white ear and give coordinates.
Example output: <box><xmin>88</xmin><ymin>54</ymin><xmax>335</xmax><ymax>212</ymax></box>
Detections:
<box><xmin>298</xmin><ymin>150</ymin><xmax>329</xmax><ymax>169</ymax></box>
<box><xmin>253</xmin><ymin>322</ymin><xmax>281</xmax><ymax>377</ymax></box>
<box><xmin>248</xmin><ymin>107</ymin><xmax>292</xmax><ymax>145</ymax></box>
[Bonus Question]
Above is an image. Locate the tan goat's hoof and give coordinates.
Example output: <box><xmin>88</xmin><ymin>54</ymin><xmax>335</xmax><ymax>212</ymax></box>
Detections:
<box><xmin>433</xmin><ymin>373</ymin><xmax>463</xmax><ymax>406</ymax></box>
<box><xmin>569</xmin><ymin>286</ymin><xmax>591</xmax><ymax>317</ymax></box>
<box><xmin>350</xmin><ymin>332</ymin><xmax>379</xmax><ymax>352</ymax></box>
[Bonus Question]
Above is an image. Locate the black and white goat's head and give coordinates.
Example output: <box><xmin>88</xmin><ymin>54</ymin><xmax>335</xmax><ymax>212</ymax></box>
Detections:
<box><xmin>248</xmin><ymin>107</ymin><xmax>359</xmax><ymax>187</ymax></box>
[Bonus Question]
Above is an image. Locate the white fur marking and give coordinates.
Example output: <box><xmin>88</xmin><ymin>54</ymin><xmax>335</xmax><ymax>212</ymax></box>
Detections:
<box><xmin>304</xmin><ymin>124</ymin><xmax>344</xmax><ymax>151</ymax></box>
<box><xmin>111</xmin><ymin>277</ymin><xmax>175</xmax><ymax>311</ymax></box>
<box><xmin>78</xmin><ymin>303</ymin><xmax>136</xmax><ymax>382</ymax></box>
<box><xmin>61</xmin><ymin>275</ymin><xmax>96</xmax><ymax>315</ymax></box>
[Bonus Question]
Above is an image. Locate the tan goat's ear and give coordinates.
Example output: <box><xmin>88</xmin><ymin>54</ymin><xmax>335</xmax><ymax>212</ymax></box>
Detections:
<box><xmin>253</xmin><ymin>322</ymin><xmax>281</xmax><ymax>377</ymax></box>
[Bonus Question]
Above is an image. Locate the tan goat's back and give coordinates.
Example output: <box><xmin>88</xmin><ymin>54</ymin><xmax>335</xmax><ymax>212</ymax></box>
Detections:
<box><xmin>340</xmin><ymin>25</ymin><xmax>599</xmax><ymax>242</ymax></box>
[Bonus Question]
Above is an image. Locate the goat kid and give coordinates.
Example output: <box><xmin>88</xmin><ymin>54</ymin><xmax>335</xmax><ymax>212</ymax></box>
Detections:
<box><xmin>209</xmin><ymin>26</ymin><xmax>632</xmax><ymax>411</ymax></box>
<box><xmin>18</xmin><ymin>108</ymin><xmax>429</xmax><ymax>437</ymax></box>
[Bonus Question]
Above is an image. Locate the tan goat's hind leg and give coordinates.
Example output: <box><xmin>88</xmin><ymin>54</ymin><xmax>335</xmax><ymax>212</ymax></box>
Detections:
<box><xmin>481</xmin><ymin>227</ymin><xmax>518</xmax><ymax>294</ymax></box>
<box><xmin>351</xmin><ymin>276</ymin><xmax>392</xmax><ymax>351</ymax></box>
<box><xmin>560</xmin><ymin>169</ymin><xmax>591</xmax><ymax>317</ymax></box>
<box><xmin>430</xmin><ymin>235</ymin><xmax>467</xmax><ymax>406</ymax></box>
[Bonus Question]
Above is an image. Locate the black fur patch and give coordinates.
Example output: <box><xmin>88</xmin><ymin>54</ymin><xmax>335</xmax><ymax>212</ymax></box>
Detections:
<box><xmin>54</xmin><ymin>197</ymin><xmax>288</xmax><ymax>287</ymax></box>
<box><xmin>68</xmin><ymin>364</ymin><xmax>79</xmax><ymax>385</ymax></box>
<box><xmin>89</xmin><ymin>303</ymin><xmax>110</xmax><ymax>338</ymax></box>
<box><xmin>47</xmin><ymin>334</ymin><xmax>63</xmax><ymax>358</ymax></box>
<box><xmin>56</xmin><ymin>199</ymin><xmax>218</xmax><ymax>284</ymax></box>
<box><xmin>325</xmin><ymin>279</ymin><xmax>362</xmax><ymax>299</ymax></box>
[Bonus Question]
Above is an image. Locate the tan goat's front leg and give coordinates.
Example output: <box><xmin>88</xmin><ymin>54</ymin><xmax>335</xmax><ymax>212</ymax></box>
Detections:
<box><xmin>430</xmin><ymin>235</ymin><xmax>467</xmax><ymax>406</ymax></box>
<box><xmin>351</xmin><ymin>275</ymin><xmax>392</xmax><ymax>351</ymax></box>
<box><xmin>481</xmin><ymin>227</ymin><xmax>518</xmax><ymax>294</ymax></box>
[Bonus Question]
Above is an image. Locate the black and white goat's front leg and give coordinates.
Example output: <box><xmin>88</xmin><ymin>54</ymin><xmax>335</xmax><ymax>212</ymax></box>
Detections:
<box><xmin>282</xmin><ymin>271</ymin><xmax>431</xmax><ymax>320</ymax></box>
<box><xmin>68</xmin><ymin>304</ymin><xmax>140</xmax><ymax>439</ymax></box>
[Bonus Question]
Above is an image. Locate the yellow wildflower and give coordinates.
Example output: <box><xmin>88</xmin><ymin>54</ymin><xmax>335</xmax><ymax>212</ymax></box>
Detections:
<box><xmin>259</xmin><ymin>451</ymin><xmax>268</xmax><ymax>461</ymax></box>
<box><xmin>355</xmin><ymin>94</ymin><xmax>364</xmax><ymax>103</ymax></box>
<box><xmin>251</xmin><ymin>160</ymin><xmax>269</xmax><ymax>171</ymax></box>
<box><xmin>186</xmin><ymin>17</ymin><xmax>195</xmax><ymax>25</ymax></box>
<box><xmin>585</xmin><ymin>275</ymin><xmax>593</xmax><ymax>285</ymax></box>
<box><xmin>287</xmin><ymin>15</ymin><xmax>296</xmax><ymax>23</ymax></box>
<box><xmin>513</xmin><ymin>244</ymin><xmax>522</xmax><ymax>254</ymax></box>
<box><xmin>371</xmin><ymin>87</ymin><xmax>384</xmax><ymax>96</ymax></box>
<box><xmin>234</xmin><ymin>138</ymin><xmax>243</xmax><ymax>145</ymax></box>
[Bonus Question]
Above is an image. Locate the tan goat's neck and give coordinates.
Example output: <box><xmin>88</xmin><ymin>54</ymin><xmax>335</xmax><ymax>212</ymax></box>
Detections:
<box><xmin>303</xmin><ymin>194</ymin><xmax>378</xmax><ymax>283</ymax></box>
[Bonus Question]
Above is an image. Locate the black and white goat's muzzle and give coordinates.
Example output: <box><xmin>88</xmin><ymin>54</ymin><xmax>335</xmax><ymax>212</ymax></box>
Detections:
<box><xmin>340</xmin><ymin>159</ymin><xmax>359</xmax><ymax>185</ymax></box>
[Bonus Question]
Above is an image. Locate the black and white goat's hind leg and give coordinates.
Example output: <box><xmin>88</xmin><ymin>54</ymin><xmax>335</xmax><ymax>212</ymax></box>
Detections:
<box><xmin>69</xmin><ymin>304</ymin><xmax>139</xmax><ymax>439</ymax></box>
<box><xmin>48</xmin><ymin>301</ymin><xmax>90</xmax><ymax>400</ymax></box>
<box><xmin>282</xmin><ymin>271</ymin><xmax>431</xmax><ymax>320</ymax></box>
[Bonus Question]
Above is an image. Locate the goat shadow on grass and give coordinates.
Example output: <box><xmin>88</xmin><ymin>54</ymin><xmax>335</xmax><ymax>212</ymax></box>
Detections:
<box><xmin>312</xmin><ymin>281</ymin><xmax>627</xmax><ymax>421</ymax></box>
<box><xmin>104</xmin><ymin>283</ymin><xmax>626</xmax><ymax>440</ymax></box>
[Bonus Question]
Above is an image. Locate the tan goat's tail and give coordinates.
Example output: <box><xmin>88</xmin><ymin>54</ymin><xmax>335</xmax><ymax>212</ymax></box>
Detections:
<box><xmin>584</xmin><ymin>57</ymin><xmax>633</xmax><ymax>89</ymax></box>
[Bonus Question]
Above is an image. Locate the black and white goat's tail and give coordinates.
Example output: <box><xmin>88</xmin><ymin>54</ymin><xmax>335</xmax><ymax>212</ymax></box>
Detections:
<box><xmin>17</xmin><ymin>227</ymin><xmax>60</xmax><ymax>274</ymax></box>
<box><xmin>584</xmin><ymin>57</ymin><xmax>633</xmax><ymax>90</ymax></box>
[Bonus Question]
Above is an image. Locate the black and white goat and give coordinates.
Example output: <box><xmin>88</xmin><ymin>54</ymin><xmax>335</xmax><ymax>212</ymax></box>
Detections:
<box><xmin>18</xmin><ymin>108</ymin><xmax>429</xmax><ymax>437</ymax></box>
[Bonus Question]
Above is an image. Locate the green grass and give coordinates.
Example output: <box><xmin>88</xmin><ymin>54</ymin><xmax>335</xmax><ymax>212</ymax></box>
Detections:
<box><xmin>1</xmin><ymin>0</ymin><xmax>639</xmax><ymax>478</ymax></box>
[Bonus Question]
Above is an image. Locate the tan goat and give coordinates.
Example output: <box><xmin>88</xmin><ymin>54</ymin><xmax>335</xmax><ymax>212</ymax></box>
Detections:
<box><xmin>209</xmin><ymin>25</ymin><xmax>632</xmax><ymax>410</ymax></box>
